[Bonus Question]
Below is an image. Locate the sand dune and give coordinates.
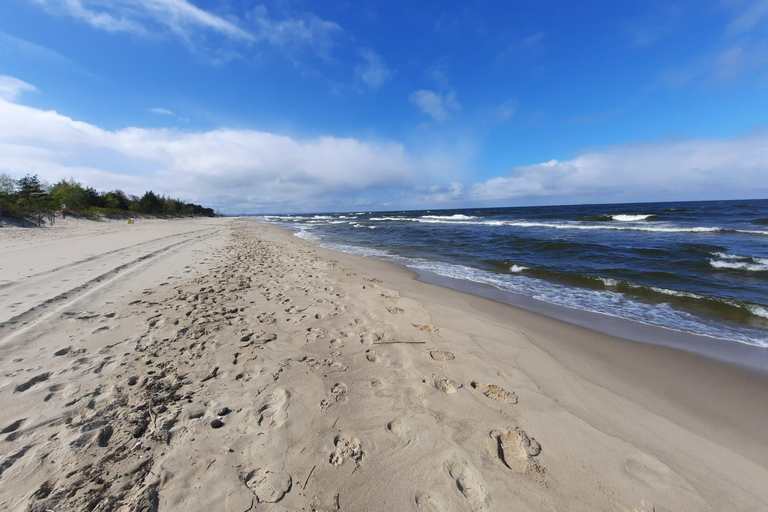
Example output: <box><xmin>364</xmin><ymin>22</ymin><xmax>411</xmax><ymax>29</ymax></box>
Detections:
<box><xmin>1</xmin><ymin>217</ymin><xmax>767</xmax><ymax>511</ymax></box>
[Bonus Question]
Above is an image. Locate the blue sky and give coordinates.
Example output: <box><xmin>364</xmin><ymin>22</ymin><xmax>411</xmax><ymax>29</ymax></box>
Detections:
<box><xmin>1</xmin><ymin>0</ymin><xmax>768</xmax><ymax>213</ymax></box>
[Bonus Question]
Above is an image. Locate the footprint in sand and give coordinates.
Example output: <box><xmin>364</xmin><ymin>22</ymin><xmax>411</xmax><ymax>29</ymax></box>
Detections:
<box><xmin>386</xmin><ymin>306</ymin><xmax>404</xmax><ymax>315</ymax></box>
<box><xmin>446</xmin><ymin>459</ymin><xmax>489</xmax><ymax>510</ymax></box>
<box><xmin>257</xmin><ymin>389</ymin><xmax>290</xmax><ymax>427</ymax></box>
<box><xmin>413</xmin><ymin>324</ymin><xmax>439</xmax><ymax>334</ymax></box>
<box><xmin>490</xmin><ymin>428</ymin><xmax>542</xmax><ymax>475</ymax></box>
<box><xmin>242</xmin><ymin>468</ymin><xmax>292</xmax><ymax>503</ymax></box>
<box><xmin>415</xmin><ymin>492</ymin><xmax>444</xmax><ymax>512</ymax></box>
<box><xmin>386</xmin><ymin>419</ymin><xmax>414</xmax><ymax>445</ymax></box>
<box><xmin>429</xmin><ymin>349</ymin><xmax>455</xmax><ymax>361</ymax></box>
<box><xmin>360</xmin><ymin>330</ymin><xmax>383</xmax><ymax>346</ymax></box>
<box><xmin>307</xmin><ymin>327</ymin><xmax>326</xmax><ymax>342</ymax></box>
<box><xmin>331</xmin><ymin>383</ymin><xmax>348</xmax><ymax>403</ymax></box>
<box><xmin>257</xmin><ymin>312</ymin><xmax>275</xmax><ymax>324</ymax></box>
<box><xmin>329</xmin><ymin>433</ymin><xmax>363</xmax><ymax>466</ymax></box>
<box><xmin>471</xmin><ymin>381</ymin><xmax>517</xmax><ymax>404</ymax></box>
<box><xmin>430</xmin><ymin>375</ymin><xmax>459</xmax><ymax>394</ymax></box>
<box><xmin>365</xmin><ymin>349</ymin><xmax>380</xmax><ymax>363</ymax></box>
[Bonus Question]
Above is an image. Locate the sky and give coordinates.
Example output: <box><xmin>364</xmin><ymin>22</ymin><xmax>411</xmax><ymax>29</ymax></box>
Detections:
<box><xmin>1</xmin><ymin>0</ymin><xmax>768</xmax><ymax>213</ymax></box>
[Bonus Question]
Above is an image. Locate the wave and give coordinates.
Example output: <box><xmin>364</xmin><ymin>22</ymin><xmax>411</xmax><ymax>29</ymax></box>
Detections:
<box><xmin>612</xmin><ymin>214</ymin><xmax>655</xmax><ymax>221</ymax></box>
<box><xmin>412</xmin><ymin>218</ymin><xmax>767</xmax><ymax>235</ymax></box>
<box><xmin>402</xmin><ymin>259</ymin><xmax>768</xmax><ymax>347</ymax></box>
<box><xmin>307</xmin><ymin>214</ymin><xmax>768</xmax><ymax>237</ymax></box>
<box><xmin>709</xmin><ymin>252</ymin><xmax>768</xmax><ymax>271</ymax></box>
<box><xmin>420</xmin><ymin>214</ymin><xmax>478</xmax><ymax>220</ymax></box>
<box><xmin>286</xmin><ymin>226</ymin><xmax>768</xmax><ymax>347</ymax></box>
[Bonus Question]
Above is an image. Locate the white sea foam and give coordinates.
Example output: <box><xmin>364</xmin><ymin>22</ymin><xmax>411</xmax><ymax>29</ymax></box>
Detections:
<box><xmin>509</xmin><ymin>265</ymin><xmax>528</xmax><ymax>273</ymax></box>
<box><xmin>421</xmin><ymin>214</ymin><xmax>478</xmax><ymax>220</ymax></box>
<box><xmin>712</xmin><ymin>252</ymin><xmax>744</xmax><ymax>260</ymax></box>
<box><xmin>710</xmin><ymin>259</ymin><xmax>768</xmax><ymax>271</ymax></box>
<box><xmin>396</xmin><ymin>258</ymin><xmax>768</xmax><ymax>347</ymax></box>
<box><xmin>649</xmin><ymin>286</ymin><xmax>703</xmax><ymax>299</ymax></box>
<box><xmin>747</xmin><ymin>305</ymin><xmax>768</xmax><ymax>319</ymax></box>
<box><xmin>709</xmin><ymin>252</ymin><xmax>768</xmax><ymax>271</ymax></box>
<box><xmin>356</xmin><ymin>215</ymin><xmax>768</xmax><ymax>236</ymax></box>
<box><xmin>294</xmin><ymin>226</ymin><xmax>320</xmax><ymax>242</ymax></box>
<box><xmin>612</xmin><ymin>214</ymin><xmax>655</xmax><ymax>221</ymax></box>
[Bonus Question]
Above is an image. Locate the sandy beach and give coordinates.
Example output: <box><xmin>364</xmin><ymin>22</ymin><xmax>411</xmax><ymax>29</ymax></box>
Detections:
<box><xmin>2</xmin><ymin>216</ymin><xmax>768</xmax><ymax>512</ymax></box>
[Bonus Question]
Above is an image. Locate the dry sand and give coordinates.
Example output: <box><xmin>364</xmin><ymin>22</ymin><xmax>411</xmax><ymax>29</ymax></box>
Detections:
<box><xmin>1</xmin><ymin>217</ymin><xmax>767</xmax><ymax>511</ymax></box>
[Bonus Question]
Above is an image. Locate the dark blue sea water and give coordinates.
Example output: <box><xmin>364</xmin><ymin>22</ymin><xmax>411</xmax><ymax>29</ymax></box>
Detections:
<box><xmin>264</xmin><ymin>199</ymin><xmax>768</xmax><ymax>347</ymax></box>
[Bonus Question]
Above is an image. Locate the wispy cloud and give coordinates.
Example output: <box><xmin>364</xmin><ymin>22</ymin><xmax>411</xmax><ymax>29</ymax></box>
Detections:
<box><xmin>30</xmin><ymin>0</ymin><xmax>253</xmax><ymax>41</ymax></box>
<box><xmin>725</xmin><ymin>0</ymin><xmax>768</xmax><ymax>34</ymax></box>
<box><xmin>355</xmin><ymin>49</ymin><xmax>393</xmax><ymax>90</ymax></box>
<box><xmin>662</xmin><ymin>40</ymin><xmax>768</xmax><ymax>86</ymax></box>
<box><xmin>0</xmin><ymin>31</ymin><xmax>73</xmax><ymax>64</ymax></box>
<box><xmin>495</xmin><ymin>32</ymin><xmax>545</xmax><ymax>61</ymax></box>
<box><xmin>659</xmin><ymin>1</ymin><xmax>768</xmax><ymax>87</ymax></box>
<box><xmin>29</xmin><ymin>1</ymin><xmax>350</xmax><ymax>61</ymax></box>
<box><xmin>0</xmin><ymin>76</ymin><xmax>36</xmax><ymax>102</ymax></box>
<box><xmin>246</xmin><ymin>5</ymin><xmax>343</xmax><ymax>59</ymax></box>
<box><xmin>495</xmin><ymin>99</ymin><xmax>516</xmax><ymax>122</ymax></box>
<box><xmin>149</xmin><ymin>107</ymin><xmax>174</xmax><ymax>115</ymax></box>
<box><xmin>410</xmin><ymin>61</ymin><xmax>460</xmax><ymax>122</ymax></box>
<box><xmin>409</xmin><ymin>90</ymin><xmax>458</xmax><ymax>122</ymax></box>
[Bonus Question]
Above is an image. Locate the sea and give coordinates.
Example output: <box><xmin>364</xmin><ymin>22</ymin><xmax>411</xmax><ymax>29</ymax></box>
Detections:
<box><xmin>262</xmin><ymin>199</ymin><xmax>768</xmax><ymax>349</ymax></box>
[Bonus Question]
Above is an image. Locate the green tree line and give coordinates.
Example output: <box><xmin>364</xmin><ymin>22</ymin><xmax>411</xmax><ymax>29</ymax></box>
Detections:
<box><xmin>0</xmin><ymin>174</ymin><xmax>215</xmax><ymax>218</ymax></box>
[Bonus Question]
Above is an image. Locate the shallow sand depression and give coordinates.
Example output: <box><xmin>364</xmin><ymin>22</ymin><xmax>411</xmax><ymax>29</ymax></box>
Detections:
<box><xmin>1</xmin><ymin>217</ymin><xmax>768</xmax><ymax>511</ymax></box>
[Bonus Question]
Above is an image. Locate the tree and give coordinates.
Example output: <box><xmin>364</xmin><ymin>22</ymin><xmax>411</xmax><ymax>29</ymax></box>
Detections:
<box><xmin>0</xmin><ymin>174</ymin><xmax>15</xmax><ymax>196</ymax></box>
<box><xmin>17</xmin><ymin>174</ymin><xmax>47</xmax><ymax>209</ymax></box>
<box><xmin>139</xmin><ymin>191</ymin><xmax>163</xmax><ymax>214</ymax></box>
<box><xmin>104</xmin><ymin>190</ymin><xmax>130</xmax><ymax>210</ymax></box>
<box><xmin>82</xmin><ymin>186</ymin><xmax>105</xmax><ymax>208</ymax></box>
<box><xmin>50</xmin><ymin>178</ymin><xmax>86</xmax><ymax>211</ymax></box>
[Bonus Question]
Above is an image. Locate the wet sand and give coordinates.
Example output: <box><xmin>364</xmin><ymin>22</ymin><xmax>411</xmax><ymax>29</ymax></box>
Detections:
<box><xmin>1</xmin><ymin>217</ymin><xmax>767</xmax><ymax>511</ymax></box>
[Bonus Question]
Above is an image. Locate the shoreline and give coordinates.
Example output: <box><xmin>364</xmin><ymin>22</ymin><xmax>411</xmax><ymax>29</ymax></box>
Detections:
<box><xmin>302</xmin><ymin>224</ymin><xmax>768</xmax><ymax>465</ymax></box>
<box><xmin>283</xmin><ymin>221</ymin><xmax>768</xmax><ymax>375</ymax></box>
<box><xmin>1</xmin><ymin>217</ymin><xmax>767</xmax><ymax>511</ymax></box>
<box><xmin>411</xmin><ymin>267</ymin><xmax>768</xmax><ymax>375</ymax></box>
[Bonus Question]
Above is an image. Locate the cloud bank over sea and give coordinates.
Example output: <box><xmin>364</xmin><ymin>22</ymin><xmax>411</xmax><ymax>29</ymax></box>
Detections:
<box><xmin>1</xmin><ymin>77</ymin><xmax>767</xmax><ymax>213</ymax></box>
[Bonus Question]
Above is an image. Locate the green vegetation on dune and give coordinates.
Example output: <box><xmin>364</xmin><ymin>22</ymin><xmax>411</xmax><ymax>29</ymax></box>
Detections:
<box><xmin>0</xmin><ymin>174</ymin><xmax>215</xmax><ymax>222</ymax></box>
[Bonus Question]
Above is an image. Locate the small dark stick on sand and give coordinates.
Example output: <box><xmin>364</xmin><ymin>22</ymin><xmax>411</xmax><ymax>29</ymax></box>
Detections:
<box><xmin>303</xmin><ymin>465</ymin><xmax>316</xmax><ymax>490</ymax></box>
<box><xmin>373</xmin><ymin>341</ymin><xmax>425</xmax><ymax>345</ymax></box>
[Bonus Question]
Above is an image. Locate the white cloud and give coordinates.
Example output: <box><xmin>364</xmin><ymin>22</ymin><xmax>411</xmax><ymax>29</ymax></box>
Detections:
<box><xmin>31</xmin><ymin>0</ymin><xmax>253</xmax><ymax>41</ymax></box>
<box><xmin>0</xmin><ymin>76</ymin><xmax>36</xmax><ymax>102</ymax></box>
<box><xmin>409</xmin><ymin>89</ymin><xmax>459</xmax><ymax>122</ymax></box>
<box><xmin>726</xmin><ymin>0</ymin><xmax>768</xmax><ymax>34</ymax></box>
<box><xmin>246</xmin><ymin>5</ymin><xmax>343</xmax><ymax>58</ymax></box>
<box><xmin>30</xmin><ymin>1</ymin><xmax>349</xmax><ymax>59</ymax></box>
<box><xmin>355</xmin><ymin>49</ymin><xmax>393</xmax><ymax>90</ymax></box>
<box><xmin>468</xmin><ymin>134</ymin><xmax>768</xmax><ymax>204</ymax></box>
<box><xmin>149</xmin><ymin>107</ymin><xmax>174</xmax><ymax>115</ymax></box>
<box><xmin>0</xmin><ymin>95</ymin><xmax>428</xmax><ymax>212</ymax></box>
<box><xmin>496</xmin><ymin>99</ymin><xmax>516</xmax><ymax>122</ymax></box>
